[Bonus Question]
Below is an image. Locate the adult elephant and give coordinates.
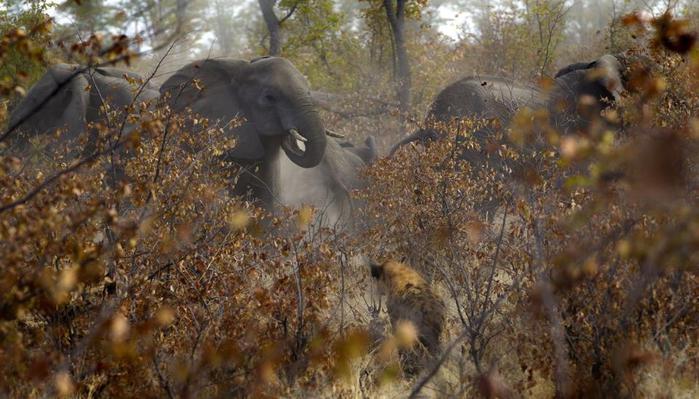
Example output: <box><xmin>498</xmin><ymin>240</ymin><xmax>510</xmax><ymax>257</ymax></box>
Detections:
<box><xmin>160</xmin><ymin>56</ymin><xmax>374</xmax><ymax>223</ymax></box>
<box><xmin>389</xmin><ymin>54</ymin><xmax>626</xmax><ymax>161</ymax></box>
<box><xmin>5</xmin><ymin>63</ymin><xmax>160</xmax><ymax>156</ymax></box>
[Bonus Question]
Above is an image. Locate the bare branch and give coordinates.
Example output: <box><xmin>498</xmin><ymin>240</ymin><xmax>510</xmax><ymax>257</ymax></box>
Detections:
<box><xmin>408</xmin><ymin>330</ymin><xmax>468</xmax><ymax>399</ymax></box>
<box><xmin>279</xmin><ymin>1</ymin><xmax>299</xmax><ymax>25</ymax></box>
<box><xmin>0</xmin><ymin>138</ymin><xmax>126</xmax><ymax>214</ymax></box>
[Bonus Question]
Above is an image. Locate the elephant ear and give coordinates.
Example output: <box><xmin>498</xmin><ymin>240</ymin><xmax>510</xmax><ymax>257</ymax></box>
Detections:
<box><xmin>160</xmin><ymin>59</ymin><xmax>264</xmax><ymax>161</ymax></box>
<box><xmin>8</xmin><ymin>63</ymin><xmax>89</xmax><ymax>144</ymax></box>
<box><xmin>554</xmin><ymin>61</ymin><xmax>595</xmax><ymax>78</ymax></box>
<box><xmin>591</xmin><ymin>54</ymin><xmax>624</xmax><ymax>101</ymax></box>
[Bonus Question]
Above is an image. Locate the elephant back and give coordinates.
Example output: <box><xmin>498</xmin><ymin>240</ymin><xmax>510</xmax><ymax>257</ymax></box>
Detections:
<box><xmin>160</xmin><ymin>58</ymin><xmax>248</xmax><ymax>112</ymax></box>
<box><xmin>6</xmin><ymin>63</ymin><xmax>90</xmax><ymax>151</ymax></box>
<box><xmin>84</xmin><ymin>68</ymin><xmax>159</xmax><ymax>123</ymax></box>
<box><xmin>93</xmin><ymin>67</ymin><xmax>160</xmax><ymax>103</ymax></box>
<box><xmin>428</xmin><ymin>76</ymin><xmax>544</xmax><ymax>127</ymax></box>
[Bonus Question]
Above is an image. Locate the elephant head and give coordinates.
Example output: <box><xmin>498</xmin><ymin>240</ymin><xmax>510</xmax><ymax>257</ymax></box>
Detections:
<box><xmin>549</xmin><ymin>54</ymin><xmax>624</xmax><ymax>133</ymax></box>
<box><xmin>160</xmin><ymin>56</ymin><xmax>327</xmax><ymax>169</ymax></box>
<box><xmin>554</xmin><ymin>54</ymin><xmax>625</xmax><ymax>100</ymax></box>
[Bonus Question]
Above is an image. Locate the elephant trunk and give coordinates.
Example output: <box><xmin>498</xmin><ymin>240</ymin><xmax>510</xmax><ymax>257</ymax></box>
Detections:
<box><xmin>282</xmin><ymin>100</ymin><xmax>327</xmax><ymax>168</ymax></box>
<box><xmin>388</xmin><ymin>128</ymin><xmax>440</xmax><ymax>156</ymax></box>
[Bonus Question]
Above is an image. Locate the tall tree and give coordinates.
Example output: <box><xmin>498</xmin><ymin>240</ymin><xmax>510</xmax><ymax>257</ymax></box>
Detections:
<box><xmin>382</xmin><ymin>0</ymin><xmax>411</xmax><ymax>119</ymax></box>
<box><xmin>362</xmin><ymin>0</ymin><xmax>427</xmax><ymax>127</ymax></box>
<box><xmin>211</xmin><ymin>0</ymin><xmax>237</xmax><ymax>55</ymax></box>
<box><xmin>257</xmin><ymin>0</ymin><xmax>299</xmax><ymax>56</ymax></box>
<box><xmin>112</xmin><ymin>0</ymin><xmax>203</xmax><ymax>52</ymax></box>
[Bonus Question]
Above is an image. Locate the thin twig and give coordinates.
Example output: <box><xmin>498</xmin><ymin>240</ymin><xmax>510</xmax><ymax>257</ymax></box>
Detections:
<box><xmin>0</xmin><ymin>139</ymin><xmax>126</xmax><ymax>213</ymax></box>
<box><xmin>408</xmin><ymin>330</ymin><xmax>469</xmax><ymax>399</ymax></box>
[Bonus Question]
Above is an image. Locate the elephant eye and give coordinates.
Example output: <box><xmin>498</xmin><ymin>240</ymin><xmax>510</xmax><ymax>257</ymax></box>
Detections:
<box><xmin>259</xmin><ymin>92</ymin><xmax>276</xmax><ymax>107</ymax></box>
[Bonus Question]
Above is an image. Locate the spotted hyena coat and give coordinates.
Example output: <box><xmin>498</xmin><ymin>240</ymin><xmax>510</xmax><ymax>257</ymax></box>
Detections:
<box><xmin>370</xmin><ymin>260</ymin><xmax>446</xmax><ymax>376</ymax></box>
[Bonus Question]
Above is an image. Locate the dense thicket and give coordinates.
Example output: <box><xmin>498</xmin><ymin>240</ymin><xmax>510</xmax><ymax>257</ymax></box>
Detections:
<box><xmin>0</xmin><ymin>1</ymin><xmax>697</xmax><ymax>397</ymax></box>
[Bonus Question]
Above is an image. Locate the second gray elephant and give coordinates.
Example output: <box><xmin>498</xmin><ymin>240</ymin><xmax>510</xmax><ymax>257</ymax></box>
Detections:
<box><xmin>389</xmin><ymin>54</ymin><xmax>626</xmax><ymax>164</ymax></box>
<box><xmin>5</xmin><ymin>63</ymin><xmax>160</xmax><ymax>156</ymax></box>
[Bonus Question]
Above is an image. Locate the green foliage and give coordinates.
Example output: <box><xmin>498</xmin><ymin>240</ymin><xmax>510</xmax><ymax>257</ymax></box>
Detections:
<box><xmin>470</xmin><ymin>0</ymin><xmax>569</xmax><ymax>79</ymax></box>
<box><xmin>58</xmin><ymin>0</ymin><xmax>118</xmax><ymax>34</ymax></box>
<box><xmin>0</xmin><ymin>1</ymin><xmax>54</xmax><ymax>117</ymax></box>
<box><xmin>358</xmin><ymin>0</ymin><xmax>429</xmax><ymax>65</ymax></box>
<box><xmin>283</xmin><ymin>0</ymin><xmax>342</xmax><ymax>52</ymax></box>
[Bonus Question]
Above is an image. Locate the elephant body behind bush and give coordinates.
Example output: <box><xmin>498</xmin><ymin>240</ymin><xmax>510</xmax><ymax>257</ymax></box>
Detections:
<box><xmin>390</xmin><ymin>54</ymin><xmax>626</xmax><ymax>160</ymax></box>
<box><xmin>160</xmin><ymin>56</ymin><xmax>374</xmax><ymax>227</ymax></box>
<box><xmin>278</xmin><ymin>136</ymin><xmax>374</xmax><ymax>228</ymax></box>
<box><xmin>5</xmin><ymin>63</ymin><xmax>159</xmax><ymax>157</ymax></box>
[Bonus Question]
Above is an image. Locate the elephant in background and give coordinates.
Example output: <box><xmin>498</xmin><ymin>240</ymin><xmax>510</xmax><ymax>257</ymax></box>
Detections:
<box><xmin>389</xmin><ymin>54</ymin><xmax>626</xmax><ymax>162</ymax></box>
<box><xmin>161</xmin><ymin>56</ymin><xmax>374</xmax><ymax>225</ymax></box>
<box><xmin>5</xmin><ymin>63</ymin><xmax>159</xmax><ymax>157</ymax></box>
<box><xmin>340</xmin><ymin>135</ymin><xmax>377</xmax><ymax>164</ymax></box>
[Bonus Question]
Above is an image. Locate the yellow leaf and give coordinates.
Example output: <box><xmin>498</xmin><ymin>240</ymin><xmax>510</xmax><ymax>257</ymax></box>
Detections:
<box><xmin>689</xmin><ymin>118</ymin><xmax>699</xmax><ymax>139</ymax></box>
<box><xmin>228</xmin><ymin>209</ymin><xmax>250</xmax><ymax>230</ymax></box>
<box><xmin>394</xmin><ymin>320</ymin><xmax>418</xmax><ymax>349</ymax></box>
<box><xmin>55</xmin><ymin>372</ymin><xmax>74</xmax><ymax>397</ymax></box>
<box><xmin>57</xmin><ymin>266</ymin><xmax>78</xmax><ymax>292</ymax></box>
<box><xmin>111</xmin><ymin>313</ymin><xmax>130</xmax><ymax>343</ymax></box>
<box><xmin>296</xmin><ymin>206</ymin><xmax>314</xmax><ymax>230</ymax></box>
<box><xmin>617</xmin><ymin>240</ymin><xmax>631</xmax><ymax>258</ymax></box>
<box><xmin>156</xmin><ymin>306</ymin><xmax>175</xmax><ymax>326</ymax></box>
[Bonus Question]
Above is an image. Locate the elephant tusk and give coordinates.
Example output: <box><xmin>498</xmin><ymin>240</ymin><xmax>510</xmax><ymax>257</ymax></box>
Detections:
<box><xmin>325</xmin><ymin>129</ymin><xmax>345</xmax><ymax>138</ymax></box>
<box><xmin>289</xmin><ymin>128</ymin><xmax>308</xmax><ymax>142</ymax></box>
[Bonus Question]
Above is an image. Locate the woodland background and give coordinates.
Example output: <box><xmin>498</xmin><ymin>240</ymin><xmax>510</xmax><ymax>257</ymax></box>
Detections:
<box><xmin>0</xmin><ymin>0</ymin><xmax>698</xmax><ymax>398</ymax></box>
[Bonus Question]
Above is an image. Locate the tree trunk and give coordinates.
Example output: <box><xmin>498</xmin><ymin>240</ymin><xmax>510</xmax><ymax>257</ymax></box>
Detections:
<box><xmin>258</xmin><ymin>0</ymin><xmax>282</xmax><ymax>56</ymax></box>
<box><xmin>213</xmin><ymin>0</ymin><xmax>234</xmax><ymax>55</ymax></box>
<box><xmin>175</xmin><ymin>0</ymin><xmax>188</xmax><ymax>34</ymax></box>
<box><xmin>383</xmin><ymin>0</ymin><xmax>411</xmax><ymax>127</ymax></box>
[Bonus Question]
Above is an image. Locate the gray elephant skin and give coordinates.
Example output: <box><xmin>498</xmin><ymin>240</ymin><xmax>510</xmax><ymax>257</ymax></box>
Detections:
<box><xmin>5</xmin><ymin>63</ymin><xmax>160</xmax><ymax>156</ymax></box>
<box><xmin>389</xmin><ymin>54</ymin><xmax>626</xmax><ymax>164</ymax></box>
<box><xmin>5</xmin><ymin>57</ymin><xmax>375</xmax><ymax>226</ymax></box>
<box><xmin>278</xmin><ymin>135</ymin><xmax>376</xmax><ymax>228</ymax></box>
<box><xmin>160</xmin><ymin>56</ymin><xmax>375</xmax><ymax>224</ymax></box>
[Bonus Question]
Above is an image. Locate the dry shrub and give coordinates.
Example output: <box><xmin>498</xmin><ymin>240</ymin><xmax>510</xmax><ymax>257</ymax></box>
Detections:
<box><xmin>1</xmin><ymin>8</ymin><xmax>698</xmax><ymax>399</ymax></box>
<box><xmin>356</xmin><ymin>33</ymin><xmax>699</xmax><ymax>398</ymax></box>
<box><xmin>0</xmin><ymin>73</ymin><xmax>374</xmax><ymax>397</ymax></box>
